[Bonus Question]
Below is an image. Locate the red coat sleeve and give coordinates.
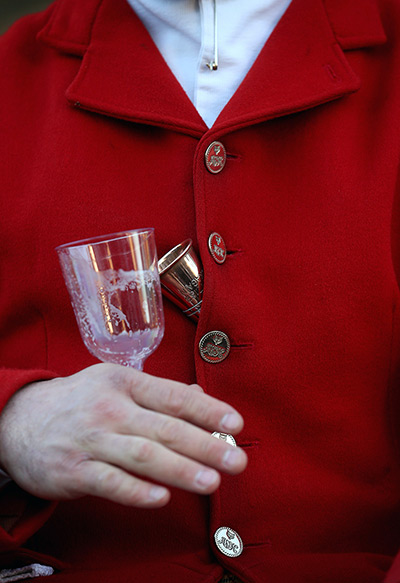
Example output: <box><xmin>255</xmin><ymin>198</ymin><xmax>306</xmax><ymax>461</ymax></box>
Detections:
<box><xmin>0</xmin><ymin>368</ymin><xmax>58</xmax><ymax>561</ymax></box>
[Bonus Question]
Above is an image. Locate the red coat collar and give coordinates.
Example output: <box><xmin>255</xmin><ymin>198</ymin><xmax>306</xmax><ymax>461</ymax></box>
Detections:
<box><xmin>37</xmin><ymin>0</ymin><xmax>387</xmax><ymax>135</ymax></box>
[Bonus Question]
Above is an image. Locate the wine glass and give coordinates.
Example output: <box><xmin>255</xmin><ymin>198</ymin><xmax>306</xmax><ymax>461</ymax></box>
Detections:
<box><xmin>56</xmin><ymin>229</ymin><xmax>164</xmax><ymax>371</ymax></box>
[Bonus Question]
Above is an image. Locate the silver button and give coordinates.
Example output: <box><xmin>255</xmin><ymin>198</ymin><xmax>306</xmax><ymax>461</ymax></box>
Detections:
<box><xmin>205</xmin><ymin>141</ymin><xmax>226</xmax><ymax>174</ymax></box>
<box><xmin>199</xmin><ymin>331</ymin><xmax>230</xmax><ymax>363</ymax></box>
<box><xmin>214</xmin><ymin>526</ymin><xmax>243</xmax><ymax>558</ymax></box>
<box><xmin>208</xmin><ymin>232</ymin><xmax>227</xmax><ymax>264</ymax></box>
<box><xmin>212</xmin><ymin>432</ymin><xmax>237</xmax><ymax>447</ymax></box>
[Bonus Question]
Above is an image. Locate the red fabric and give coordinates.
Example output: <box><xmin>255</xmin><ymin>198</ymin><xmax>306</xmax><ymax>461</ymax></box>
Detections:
<box><xmin>1</xmin><ymin>0</ymin><xmax>400</xmax><ymax>581</ymax></box>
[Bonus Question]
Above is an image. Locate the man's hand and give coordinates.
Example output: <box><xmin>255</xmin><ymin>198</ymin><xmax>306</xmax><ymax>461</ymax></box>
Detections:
<box><xmin>0</xmin><ymin>364</ymin><xmax>247</xmax><ymax>508</ymax></box>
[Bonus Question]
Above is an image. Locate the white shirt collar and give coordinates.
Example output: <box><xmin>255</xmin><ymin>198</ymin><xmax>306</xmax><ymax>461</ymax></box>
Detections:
<box><xmin>126</xmin><ymin>0</ymin><xmax>292</xmax><ymax>126</ymax></box>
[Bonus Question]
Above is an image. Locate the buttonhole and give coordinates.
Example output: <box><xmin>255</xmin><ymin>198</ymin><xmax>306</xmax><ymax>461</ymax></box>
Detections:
<box><xmin>230</xmin><ymin>343</ymin><xmax>254</xmax><ymax>351</ymax></box>
<box><xmin>240</xmin><ymin>440</ymin><xmax>261</xmax><ymax>448</ymax></box>
<box><xmin>323</xmin><ymin>64</ymin><xmax>341</xmax><ymax>83</ymax></box>
<box><xmin>245</xmin><ymin>539</ymin><xmax>272</xmax><ymax>548</ymax></box>
<box><xmin>226</xmin><ymin>249</ymin><xmax>243</xmax><ymax>257</ymax></box>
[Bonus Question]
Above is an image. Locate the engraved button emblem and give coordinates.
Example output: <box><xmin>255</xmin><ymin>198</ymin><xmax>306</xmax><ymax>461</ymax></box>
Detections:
<box><xmin>208</xmin><ymin>232</ymin><xmax>227</xmax><ymax>264</ymax></box>
<box><xmin>199</xmin><ymin>331</ymin><xmax>230</xmax><ymax>363</ymax></box>
<box><xmin>212</xmin><ymin>432</ymin><xmax>237</xmax><ymax>447</ymax></box>
<box><xmin>214</xmin><ymin>526</ymin><xmax>243</xmax><ymax>558</ymax></box>
<box><xmin>205</xmin><ymin>141</ymin><xmax>227</xmax><ymax>174</ymax></box>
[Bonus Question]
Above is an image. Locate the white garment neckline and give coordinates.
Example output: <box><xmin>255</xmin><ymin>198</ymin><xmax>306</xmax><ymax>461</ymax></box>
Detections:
<box><xmin>127</xmin><ymin>0</ymin><xmax>292</xmax><ymax>127</ymax></box>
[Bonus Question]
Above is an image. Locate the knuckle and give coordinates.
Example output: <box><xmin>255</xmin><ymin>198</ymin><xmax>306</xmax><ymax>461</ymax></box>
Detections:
<box><xmin>164</xmin><ymin>387</ymin><xmax>191</xmax><ymax>418</ymax></box>
<box><xmin>56</xmin><ymin>450</ymin><xmax>91</xmax><ymax>475</ymax></box>
<box><xmin>77</xmin><ymin>427</ymin><xmax>103</xmax><ymax>448</ymax></box>
<box><xmin>123</xmin><ymin>482</ymin><xmax>146</xmax><ymax>506</ymax></box>
<box><xmin>132</xmin><ymin>438</ymin><xmax>155</xmax><ymax>464</ymax></box>
<box><xmin>85</xmin><ymin>363</ymin><xmax>117</xmax><ymax>381</ymax></box>
<box><xmin>124</xmin><ymin>368</ymin><xmax>149</xmax><ymax>399</ymax></box>
<box><xmin>157</xmin><ymin>417</ymin><xmax>182</xmax><ymax>445</ymax></box>
<box><xmin>93</xmin><ymin>363</ymin><xmax>131</xmax><ymax>392</ymax></box>
<box><xmin>91</xmin><ymin>397</ymin><xmax>126</xmax><ymax>423</ymax></box>
<box><xmin>189</xmin><ymin>383</ymin><xmax>204</xmax><ymax>393</ymax></box>
<box><xmin>59</xmin><ymin>456</ymin><xmax>93</xmax><ymax>496</ymax></box>
<box><xmin>91</xmin><ymin>363</ymin><xmax>114</xmax><ymax>374</ymax></box>
<box><xmin>96</xmin><ymin>466</ymin><xmax>124</xmax><ymax>495</ymax></box>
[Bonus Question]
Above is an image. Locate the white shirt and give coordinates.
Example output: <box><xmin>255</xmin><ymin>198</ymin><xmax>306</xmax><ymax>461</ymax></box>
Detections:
<box><xmin>127</xmin><ymin>0</ymin><xmax>292</xmax><ymax>127</ymax></box>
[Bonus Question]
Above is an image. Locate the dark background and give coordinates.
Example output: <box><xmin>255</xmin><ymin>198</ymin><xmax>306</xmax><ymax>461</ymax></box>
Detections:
<box><xmin>1</xmin><ymin>0</ymin><xmax>53</xmax><ymax>35</ymax></box>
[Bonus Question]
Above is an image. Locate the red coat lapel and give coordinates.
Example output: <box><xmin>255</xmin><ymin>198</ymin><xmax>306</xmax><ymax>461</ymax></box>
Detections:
<box><xmin>38</xmin><ymin>0</ymin><xmax>386</xmax><ymax>135</ymax></box>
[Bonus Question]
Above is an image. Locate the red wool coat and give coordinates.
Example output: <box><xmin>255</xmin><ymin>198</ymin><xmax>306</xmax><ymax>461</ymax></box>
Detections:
<box><xmin>1</xmin><ymin>0</ymin><xmax>400</xmax><ymax>581</ymax></box>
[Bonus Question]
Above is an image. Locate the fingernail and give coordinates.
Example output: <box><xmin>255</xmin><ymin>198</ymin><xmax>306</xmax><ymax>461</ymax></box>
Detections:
<box><xmin>194</xmin><ymin>469</ymin><xmax>219</xmax><ymax>490</ymax></box>
<box><xmin>223</xmin><ymin>447</ymin><xmax>244</xmax><ymax>470</ymax></box>
<box><xmin>149</xmin><ymin>485</ymin><xmax>168</xmax><ymax>501</ymax></box>
<box><xmin>220</xmin><ymin>412</ymin><xmax>241</xmax><ymax>432</ymax></box>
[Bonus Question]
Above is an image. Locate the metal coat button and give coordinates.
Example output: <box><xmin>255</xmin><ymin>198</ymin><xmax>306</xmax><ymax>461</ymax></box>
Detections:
<box><xmin>208</xmin><ymin>232</ymin><xmax>227</xmax><ymax>264</ymax></box>
<box><xmin>214</xmin><ymin>526</ymin><xmax>243</xmax><ymax>558</ymax></box>
<box><xmin>205</xmin><ymin>141</ymin><xmax>226</xmax><ymax>174</ymax></box>
<box><xmin>199</xmin><ymin>331</ymin><xmax>230</xmax><ymax>363</ymax></box>
<box><xmin>212</xmin><ymin>432</ymin><xmax>237</xmax><ymax>447</ymax></box>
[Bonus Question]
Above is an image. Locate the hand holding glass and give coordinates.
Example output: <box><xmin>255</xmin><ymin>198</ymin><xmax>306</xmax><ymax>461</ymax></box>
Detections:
<box><xmin>56</xmin><ymin>229</ymin><xmax>164</xmax><ymax>371</ymax></box>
